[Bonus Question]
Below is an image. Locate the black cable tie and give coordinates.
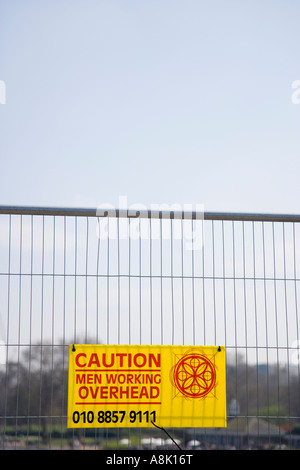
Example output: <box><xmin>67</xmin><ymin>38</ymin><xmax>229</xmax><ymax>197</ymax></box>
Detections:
<box><xmin>151</xmin><ymin>421</ymin><xmax>182</xmax><ymax>450</ymax></box>
<box><xmin>72</xmin><ymin>344</ymin><xmax>76</xmax><ymax>352</ymax></box>
<box><xmin>218</xmin><ymin>346</ymin><xmax>221</xmax><ymax>352</ymax></box>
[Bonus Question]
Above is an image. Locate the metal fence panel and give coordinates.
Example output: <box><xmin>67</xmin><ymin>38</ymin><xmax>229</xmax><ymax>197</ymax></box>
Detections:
<box><xmin>0</xmin><ymin>206</ymin><xmax>300</xmax><ymax>450</ymax></box>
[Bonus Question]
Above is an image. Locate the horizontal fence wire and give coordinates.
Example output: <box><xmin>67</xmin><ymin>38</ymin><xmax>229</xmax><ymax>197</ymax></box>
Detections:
<box><xmin>0</xmin><ymin>206</ymin><xmax>300</xmax><ymax>449</ymax></box>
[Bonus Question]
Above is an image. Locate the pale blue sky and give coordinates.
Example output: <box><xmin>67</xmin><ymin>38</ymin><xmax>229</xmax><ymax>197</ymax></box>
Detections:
<box><xmin>0</xmin><ymin>0</ymin><xmax>299</xmax><ymax>213</ymax></box>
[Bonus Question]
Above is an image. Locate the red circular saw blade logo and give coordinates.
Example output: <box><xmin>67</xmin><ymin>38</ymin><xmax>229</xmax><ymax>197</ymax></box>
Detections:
<box><xmin>172</xmin><ymin>352</ymin><xmax>216</xmax><ymax>399</ymax></box>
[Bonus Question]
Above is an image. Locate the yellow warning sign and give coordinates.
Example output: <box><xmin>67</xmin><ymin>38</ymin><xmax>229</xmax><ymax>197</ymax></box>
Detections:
<box><xmin>67</xmin><ymin>344</ymin><xmax>227</xmax><ymax>428</ymax></box>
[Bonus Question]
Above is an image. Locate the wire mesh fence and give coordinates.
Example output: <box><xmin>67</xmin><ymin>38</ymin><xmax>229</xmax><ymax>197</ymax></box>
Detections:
<box><xmin>0</xmin><ymin>205</ymin><xmax>300</xmax><ymax>449</ymax></box>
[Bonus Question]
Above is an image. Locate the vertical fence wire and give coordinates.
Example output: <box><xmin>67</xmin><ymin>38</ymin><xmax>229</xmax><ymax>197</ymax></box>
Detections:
<box><xmin>0</xmin><ymin>210</ymin><xmax>300</xmax><ymax>449</ymax></box>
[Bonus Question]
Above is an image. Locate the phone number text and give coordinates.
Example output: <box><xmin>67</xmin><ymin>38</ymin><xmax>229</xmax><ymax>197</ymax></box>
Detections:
<box><xmin>72</xmin><ymin>410</ymin><xmax>156</xmax><ymax>424</ymax></box>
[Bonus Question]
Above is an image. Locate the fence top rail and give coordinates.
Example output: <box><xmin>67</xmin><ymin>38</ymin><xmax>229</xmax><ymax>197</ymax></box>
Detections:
<box><xmin>0</xmin><ymin>205</ymin><xmax>300</xmax><ymax>222</ymax></box>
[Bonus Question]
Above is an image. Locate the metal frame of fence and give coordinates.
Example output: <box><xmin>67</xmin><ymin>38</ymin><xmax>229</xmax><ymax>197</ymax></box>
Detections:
<box><xmin>0</xmin><ymin>205</ymin><xmax>300</xmax><ymax>450</ymax></box>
